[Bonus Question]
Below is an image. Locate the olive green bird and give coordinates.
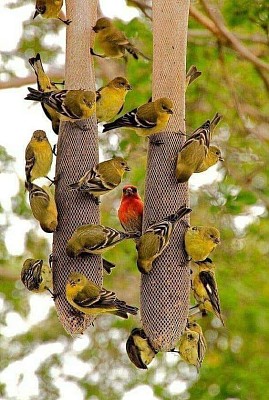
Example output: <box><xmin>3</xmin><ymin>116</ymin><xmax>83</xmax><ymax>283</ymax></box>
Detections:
<box><xmin>126</xmin><ymin>328</ymin><xmax>157</xmax><ymax>369</ymax></box>
<box><xmin>25</xmin><ymin>87</ymin><xmax>96</xmax><ymax>123</ymax></box>
<box><xmin>136</xmin><ymin>205</ymin><xmax>192</xmax><ymax>274</ymax></box>
<box><xmin>66</xmin><ymin>224</ymin><xmax>140</xmax><ymax>258</ymax></box>
<box><xmin>184</xmin><ymin>226</ymin><xmax>220</xmax><ymax>262</ymax></box>
<box><xmin>96</xmin><ymin>77</ymin><xmax>132</xmax><ymax>122</ymax></box>
<box><xmin>178</xmin><ymin>321</ymin><xmax>206</xmax><ymax>372</ymax></box>
<box><xmin>33</xmin><ymin>0</ymin><xmax>71</xmax><ymax>25</ymax></box>
<box><xmin>25</xmin><ymin>130</ymin><xmax>53</xmax><ymax>183</ymax></box>
<box><xmin>28</xmin><ymin>53</ymin><xmax>61</xmax><ymax>135</ymax></box>
<box><xmin>68</xmin><ymin>157</ymin><xmax>130</xmax><ymax>203</ymax></box>
<box><xmin>26</xmin><ymin>182</ymin><xmax>58</xmax><ymax>233</ymax></box>
<box><xmin>91</xmin><ymin>17</ymin><xmax>150</xmax><ymax>60</ymax></box>
<box><xmin>190</xmin><ymin>258</ymin><xmax>224</xmax><ymax>325</ymax></box>
<box><xmin>66</xmin><ymin>272</ymin><xmax>138</xmax><ymax>319</ymax></box>
<box><xmin>21</xmin><ymin>258</ymin><xmax>54</xmax><ymax>296</ymax></box>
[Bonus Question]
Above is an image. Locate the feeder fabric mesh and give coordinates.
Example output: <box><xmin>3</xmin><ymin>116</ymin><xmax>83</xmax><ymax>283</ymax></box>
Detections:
<box><xmin>52</xmin><ymin>0</ymin><xmax>101</xmax><ymax>335</ymax></box>
<box><xmin>141</xmin><ymin>0</ymin><xmax>191</xmax><ymax>351</ymax></box>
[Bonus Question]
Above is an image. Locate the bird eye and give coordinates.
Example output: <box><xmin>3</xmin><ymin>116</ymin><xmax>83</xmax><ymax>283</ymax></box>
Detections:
<box><xmin>121</xmin><ymin>162</ymin><xmax>125</xmax><ymax>166</ymax></box>
<box><xmin>210</xmin><ymin>234</ymin><xmax>214</xmax><ymax>239</ymax></box>
<box><xmin>192</xmin><ymin>226</ymin><xmax>197</xmax><ymax>231</ymax></box>
<box><xmin>77</xmin><ymin>278</ymin><xmax>81</xmax><ymax>282</ymax></box>
<box><xmin>162</xmin><ymin>105</ymin><xmax>167</xmax><ymax>110</ymax></box>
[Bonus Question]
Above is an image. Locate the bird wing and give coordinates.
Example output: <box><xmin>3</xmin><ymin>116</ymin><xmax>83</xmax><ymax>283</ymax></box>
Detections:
<box><xmin>106</xmin><ymin>30</ymin><xmax>129</xmax><ymax>45</ymax></box>
<box><xmin>103</xmin><ymin>105</ymin><xmax>157</xmax><ymax>132</ymax></box>
<box><xmin>199</xmin><ymin>270</ymin><xmax>222</xmax><ymax>315</ymax></box>
<box><xmin>180</xmin><ymin>120</ymin><xmax>211</xmax><ymax>152</ymax></box>
<box><xmin>82</xmin><ymin>166</ymin><xmax>118</xmax><ymax>193</ymax></box>
<box><xmin>21</xmin><ymin>259</ymin><xmax>43</xmax><ymax>291</ymax></box>
<box><xmin>147</xmin><ymin>221</ymin><xmax>173</xmax><ymax>253</ymax></box>
<box><xmin>29</xmin><ymin>184</ymin><xmax>50</xmax><ymax>207</ymax></box>
<box><xmin>126</xmin><ymin>335</ymin><xmax>147</xmax><ymax>369</ymax></box>
<box><xmin>75</xmin><ymin>287</ymin><xmax>116</xmax><ymax>308</ymax></box>
<box><xmin>25</xmin><ymin>144</ymin><xmax>35</xmax><ymax>181</ymax></box>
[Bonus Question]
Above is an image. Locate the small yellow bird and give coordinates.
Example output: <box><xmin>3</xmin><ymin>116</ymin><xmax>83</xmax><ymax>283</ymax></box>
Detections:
<box><xmin>25</xmin><ymin>130</ymin><xmax>53</xmax><ymax>183</ymax></box>
<box><xmin>25</xmin><ymin>88</ymin><xmax>96</xmax><ymax>123</ymax></box>
<box><xmin>26</xmin><ymin>182</ymin><xmax>58</xmax><ymax>233</ymax></box>
<box><xmin>103</xmin><ymin>97</ymin><xmax>173</xmax><ymax>139</ymax></box>
<box><xmin>68</xmin><ymin>157</ymin><xmax>130</xmax><ymax>203</ymax></box>
<box><xmin>190</xmin><ymin>258</ymin><xmax>224</xmax><ymax>325</ymax></box>
<box><xmin>28</xmin><ymin>53</ymin><xmax>61</xmax><ymax>135</ymax></box>
<box><xmin>184</xmin><ymin>226</ymin><xmax>220</xmax><ymax>262</ymax></box>
<box><xmin>33</xmin><ymin>0</ymin><xmax>71</xmax><ymax>25</ymax></box>
<box><xmin>126</xmin><ymin>328</ymin><xmax>157</xmax><ymax>369</ymax></box>
<box><xmin>178</xmin><ymin>321</ymin><xmax>206</xmax><ymax>371</ymax></box>
<box><xmin>21</xmin><ymin>258</ymin><xmax>54</xmax><ymax>296</ymax></box>
<box><xmin>96</xmin><ymin>77</ymin><xmax>132</xmax><ymax>122</ymax></box>
<box><xmin>91</xmin><ymin>17</ymin><xmax>150</xmax><ymax>60</ymax></box>
<box><xmin>136</xmin><ymin>205</ymin><xmax>192</xmax><ymax>274</ymax></box>
<box><xmin>195</xmin><ymin>145</ymin><xmax>223</xmax><ymax>173</ymax></box>
<box><xmin>66</xmin><ymin>272</ymin><xmax>138</xmax><ymax>319</ymax></box>
<box><xmin>66</xmin><ymin>224</ymin><xmax>140</xmax><ymax>258</ymax></box>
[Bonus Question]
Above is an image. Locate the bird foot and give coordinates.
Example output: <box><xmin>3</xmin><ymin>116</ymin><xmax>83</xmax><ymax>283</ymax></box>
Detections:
<box><xmin>59</xmin><ymin>17</ymin><xmax>72</xmax><ymax>25</ymax></box>
<box><xmin>52</xmin><ymin>144</ymin><xmax>57</xmax><ymax>156</ymax></box>
<box><xmin>90</xmin><ymin>48</ymin><xmax>105</xmax><ymax>58</ymax></box>
<box><xmin>90</xmin><ymin>194</ymin><xmax>100</xmax><ymax>205</ymax></box>
<box><xmin>149</xmin><ymin>138</ymin><xmax>164</xmax><ymax>146</ymax></box>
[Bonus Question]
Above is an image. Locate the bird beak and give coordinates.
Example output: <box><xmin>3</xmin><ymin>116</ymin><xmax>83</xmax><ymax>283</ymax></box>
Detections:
<box><xmin>214</xmin><ymin>238</ymin><xmax>221</xmax><ymax>244</ymax></box>
<box><xmin>125</xmin><ymin>188</ymin><xmax>133</xmax><ymax>195</ymax></box>
<box><xmin>68</xmin><ymin>280</ymin><xmax>76</xmax><ymax>287</ymax></box>
<box><xmin>92</xmin><ymin>26</ymin><xmax>98</xmax><ymax>32</ymax></box>
<box><xmin>219</xmin><ymin>157</ymin><xmax>224</xmax><ymax>161</ymax></box>
<box><xmin>33</xmin><ymin>10</ymin><xmax>39</xmax><ymax>19</ymax></box>
<box><xmin>167</xmin><ymin>109</ymin><xmax>173</xmax><ymax>114</ymax></box>
<box><xmin>127</xmin><ymin>85</ymin><xmax>132</xmax><ymax>90</ymax></box>
<box><xmin>125</xmin><ymin>166</ymin><xmax>131</xmax><ymax>171</ymax></box>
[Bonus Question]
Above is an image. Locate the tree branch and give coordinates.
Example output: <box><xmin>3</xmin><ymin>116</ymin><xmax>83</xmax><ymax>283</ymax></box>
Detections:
<box><xmin>0</xmin><ymin>69</ymin><xmax>64</xmax><ymax>90</ymax></box>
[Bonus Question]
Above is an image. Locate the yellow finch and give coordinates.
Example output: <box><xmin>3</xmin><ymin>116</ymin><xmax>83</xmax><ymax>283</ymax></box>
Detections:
<box><xmin>195</xmin><ymin>145</ymin><xmax>223</xmax><ymax>173</ymax></box>
<box><xmin>26</xmin><ymin>182</ymin><xmax>58</xmax><ymax>233</ymax></box>
<box><xmin>66</xmin><ymin>272</ymin><xmax>138</xmax><ymax>319</ymax></box>
<box><xmin>21</xmin><ymin>258</ymin><xmax>54</xmax><ymax>296</ymax></box>
<box><xmin>25</xmin><ymin>87</ymin><xmax>96</xmax><ymax>123</ymax></box>
<box><xmin>96</xmin><ymin>77</ymin><xmax>132</xmax><ymax>122</ymax></box>
<box><xmin>190</xmin><ymin>258</ymin><xmax>224</xmax><ymax>325</ymax></box>
<box><xmin>178</xmin><ymin>321</ymin><xmax>206</xmax><ymax>371</ymax></box>
<box><xmin>25</xmin><ymin>130</ymin><xmax>53</xmax><ymax>183</ymax></box>
<box><xmin>126</xmin><ymin>327</ymin><xmax>157</xmax><ymax>369</ymax></box>
<box><xmin>185</xmin><ymin>65</ymin><xmax>202</xmax><ymax>90</ymax></box>
<box><xmin>136</xmin><ymin>205</ymin><xmax>192</xmax><ymax>274</ymax></box>
<box><xmin>68</xmin><ymin>157</ymin><xmax>130</xmax><ymax>203</ymax></box>
<box><xmin>91</xmin><ymin>17</ymin><xmax>150</xmax><ymax>60</ymax></box>
<box><xmin>66</xmin><ymin>224</ymin><xmax>140</xmax><ymax>258</ymax></box>
<box><xmin>28</xmin><ymin>53</ymin><xmax>61</xmax><ymax>135</ymax></box>
<box><xmin>33</xmin><ymin>0</ymin><xmax>71</xmax><ymax>25</ymax></box>
<box><xmin>184</xmin><ymin>226</ymin><xmax>220</xmax><ymax>262</ymax></box>
<box><xmin>103</xmin><ymin>98</ymin><xmax>173</xmax><ymax>140</ymax></box>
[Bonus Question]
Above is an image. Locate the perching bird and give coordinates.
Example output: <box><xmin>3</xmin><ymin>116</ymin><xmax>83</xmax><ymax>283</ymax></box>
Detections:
<box><xmin>126</xmin><ymin>328</ymin><xmax>157</xmax><ymax>369</ymax></box>
<box><xmin>184</xmin><ymin>226</ymin><xmax>220</xmax><ymax>262</ymax></box>
<box><xmin>103</xmin><ymin>97</ymin><xmax>173</xmax><ymax>139</ymax></box>
<box><xmin>66</xmin><ymin>272</ymin><xmax>138</xmax><ymax>319</ymax></box>
<box><xmin>33</xmin><ymin>0</ymin><xmax>71</xmax><ymax>25</ymax></box>
<box><xmin>178</xmin><ymin>321</ymin><xmax>206</xmax><ymax>371</ymax></box>
<box><xmin>28</xmin><ymin>53</ymin><xmax>61</xmax><ymax>135</ymax></box>
<box><xmin>21</xmin><ymin>258</ymin><xmax>53</xmax><ymax>296</ymax></box>
<box><xmin>26</xmin><ymin>182</ymin><xmax>58</xmax><ymax>233</ymax></box>
<box><xmin>190</xmin><ymin>258</ymin><xmax>224</xmax><ymax>325</ymax></box>
<box><xmin>118</xmin><ymin>185</ymin><xmax>144</xmax><ymax>234</ymax></box>
<box><xmin>185</xmin><ymin>65</ymin><xmax>202</xmax><ymax>90</ymax></box>
<box><xmin>25</xmin><ymin>87</ymin><xmax>96</xmax><ymax>122</ymax></box>
<box><xmin>66</xmin><ymin>224</ymin><xmax>140</xmax><ymax>258</ymax></box>
<box><xmin>136</xmin><ymin>205</ymin><xmax>192</xmax><ymax>274</ymax></box>
<box><xmin>175</xmin><ymin>119</ymin><xmax>211</xmax><ymax>183</ymax></box>
<box><xmin>195</xmin><ymin>145</ymin><xmax>223</xmax><ymax>173</ymax></box>
<box><xmin>91</xmin><ymin>17</ymin><xmax>150</xmax><ymax>60</ymax></box>
<box><xmin>25</xmin><ymin>130</ymin><xmax>53</xmax><ymax>182</ymax></box>
<box><xmin>68</xmin><ymin>157</ymin><xmax>130</xmax><ymax>203</ymax></box>
<box><xmin>96</xmin><ymin>77</ymin><xmax>132</xmax><ymax>122</ymax></box>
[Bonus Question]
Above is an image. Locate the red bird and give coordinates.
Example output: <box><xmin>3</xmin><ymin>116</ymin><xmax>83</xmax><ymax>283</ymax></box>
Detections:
<box><xmin>118</xmin><ymin>185</ymin><xmax>144</xmax><ymax>234</ymax></box>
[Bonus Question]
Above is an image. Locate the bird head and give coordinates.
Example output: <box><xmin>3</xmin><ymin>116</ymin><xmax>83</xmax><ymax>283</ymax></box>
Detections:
<box><xmin>92</xmin><ymin>17</ymin><xmax>112</xmax><ymax>32</ymax></box>
<box><xmin>41</xmin><ymin>220</ymin><xmax>57</xmax><ymax>233</ymax></box>
<box><xmin>110</xmin><ymin>77</ymin><xmax>132</xmax><ymax>91</ymax></box>
<box><xmin>33</xmin><ymin>6</ymin><xmax>46</xmax><ymax>18</ymax></box>
<box><xmin>155</xmin><ymin>97</ymin><xmax>174</xmax><ymax>115</ymax></box>
<box><xmin>209</xmin><ymin>146</ymin><xmax>224</xmax><ymax>163</ymax></box>
<box><xmin>122</xmin><ymin>185</ymin><xmax>140</xmax><ymax>198</ymax></box>
<box><xmin>67</xmin><ymin>272</ymin><xmax>87</xmax><ymax>288</ymax></box>
<box><xmin>201</xmin><ymin>226</ymin><xmax>221</xmax><ymax>245</ymax></box>
<box><xmin>113</xmin><ymin>157</ymin><xmax>131</xmax><ymax>173</ymax></box>
<box><xmin>33</xmin><ymin>130</ymin><xmax>47</xmax><ymax>142</ymax></box>
<box><xmin>83</xmin><ymin>91</ymin><xmax>96</xmax><ymax>108</ymax></box>
<box><xmin>187</xmin><ymin>321</ymin><xmax>203</xmax><ymax>335</ymax></box>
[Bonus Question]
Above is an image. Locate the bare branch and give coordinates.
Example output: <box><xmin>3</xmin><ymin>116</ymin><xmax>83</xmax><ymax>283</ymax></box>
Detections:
<box><xmin>0</xmin><ymin>267</ymin><xmax>19</xmax><ymax>281</ymax></box>
<box><xmin>0</xmin><ymin>69</ymin><xmax>64</xmax><ymax>90</ymax></box>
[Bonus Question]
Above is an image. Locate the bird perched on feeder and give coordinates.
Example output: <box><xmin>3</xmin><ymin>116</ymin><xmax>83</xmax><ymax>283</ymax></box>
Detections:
<box><xmin>26</xmin><ymin>182</ymin><xmax>58</xmax><ymax>233</ymax></box>
<box><xmin>189</xmin><ymin>258</ymin><xmax>224</xmax><ymax>325</ymax></box>
<box><xmin>126</xmin><ymin>328</ymin><xmax>157</xmax><ymax>369</ymax></box>
<box><xmin>65</xmin><ymin>272</ymin><xmax>138</xmax><ymax>319</ymax></box>
<box><xmin>25</xmin><ymin>130</ymin><xmax>53</xmax><ymax>183</ymax></box>
<box><xmin>96</xmin><ymin>77</ymin><xmax>132</xmax><ymax>122</ymax></box>
<box><xmin>21</xmin><ymin>258</ymin><xmax>54</xmax><ymax>297</ymax></box>
<box><xmin>25</xmin><ymin>87</ymin><xmax>96</xmax><ymax>123</ymax></box>
<box><xmin>184</xmin><ymin>226</ymin><xmax>220</xmax><ymax>262</ymax></box>
<box><xmin>118</xmin><ymin>185</ymin><xmax>144</xmax><ymax>234</ymax></box>
<box><xmin>136</xmin><ymin>205</ymin><xmax>192</xmax><ymax>274</ymax></box>
<box><xmin>33</xmin><ymin>0</ymin><xmax>71</xmax><ymax>25</ymax></box>
<box><xmin>178</xmin><ymin>321</ymin><xmax>206</xmax><ymax>372</ymax></box>
<box><xmin>91</xmin><ymin>17</ymin><xmax>150</xmax><ymax>61</ymax></box>
<box><xmin>102</xmin><ymin>97</ymin><xmax>173</xmax><ymax>140</ymax></box>
<box><xmin>68</xmin><ymin>157</ymin><xmax>130</xmax><ymax>204</ymax></box>
<box><xmin>195</xmin><ymin>145</ymin><xmax>223</xmax><ymax>173</ymax></box>
<box><xmin>28</xmin><ymin>53</ymin><xmax>61</xmax><ymax>135</ymax></box>
<box><xmin>66</xmin><ymin>224</ymin><xmax>140</xmax><ymax>258</ymax></box>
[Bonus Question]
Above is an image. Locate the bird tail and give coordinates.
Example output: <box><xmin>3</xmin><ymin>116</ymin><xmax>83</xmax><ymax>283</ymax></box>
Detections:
<box><xmin>164</xmin><ymin>205</ymin><xmax>192</xmax><ymax>224</ymax></box>
<box><xmin>25</xmin><ymin>87</ymin><xmax>48</xmax><ymax>102</ymax></box>
<box><xmin>124</xmin><ymin>231</ymin><xmax>141</xmax><ymax>240</ymax></box>
<box><xmin>68</xmin><ymin>181</ymin><xmax>81</xmax><ymax>191</ymax></box>
<box><xmin>102</xmin><ymin>259</ymin><xmax>115</xmax><ymax>274</ymax></box>
<box><xmin>103</xmin><ymin>119</ymin><xmax>124</xmax><ymax>133</ymax></box>
<box><xmin>186</xmin><ymin>65</ymin><xmax>202</xmax><ymax>88</ymax></box>
<box><xmin>210</xmin><ymin>113</ymin><xmax>223</xmax><ymax>133</ymax></box>
<box><xmin>125</xmin><ymin>44</ymin><xmax>151</xmax><ymax>61</ymax></box>
<box><xmin>113</xmin><ymin>299</ymin><xmax>139</xmax><ymax>319</ymax></box>
<box><xmin>28</xmin><ymin>53</ymin><xmax>44</xmax><ymax>75</ymax></box>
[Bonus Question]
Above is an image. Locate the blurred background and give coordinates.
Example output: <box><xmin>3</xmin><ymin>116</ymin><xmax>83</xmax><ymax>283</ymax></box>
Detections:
<box><xmin>1</xmin><ymin>0</ymin><xmax>269</xmax><ymax>399</ymax></box>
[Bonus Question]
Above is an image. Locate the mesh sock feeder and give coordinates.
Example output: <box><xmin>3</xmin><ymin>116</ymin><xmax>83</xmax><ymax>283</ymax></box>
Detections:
<box><xmin>52</xmin><ymin>0</ymin><xmax>101</xmax><ymax>334</ymax></box>
<box><xmin>141</xmin><ymin>0</ymin><xmax>191</xmax><ymax>351</ymax></box>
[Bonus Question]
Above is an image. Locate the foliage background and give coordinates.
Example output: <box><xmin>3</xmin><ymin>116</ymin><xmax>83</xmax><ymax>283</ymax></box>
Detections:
<box><xmin>1</xmin><ymin>1</ymin><xmax>269</xmax><ymax>399</ymax></box>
